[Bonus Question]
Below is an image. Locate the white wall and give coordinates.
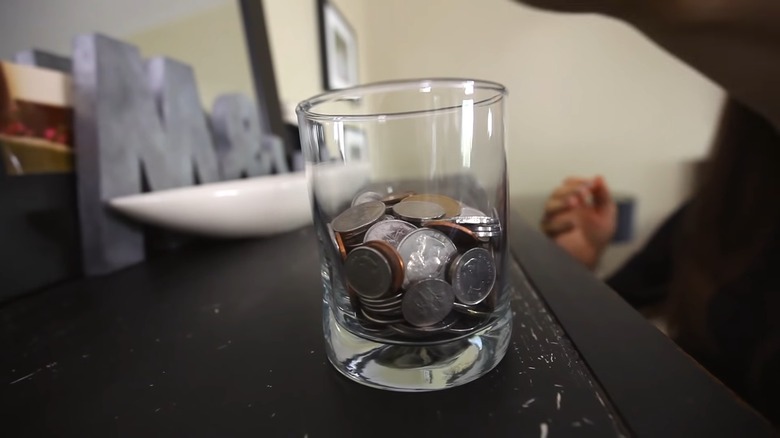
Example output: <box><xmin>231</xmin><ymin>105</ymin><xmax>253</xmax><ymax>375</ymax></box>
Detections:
<box><xmin>355</xmin><ymin>0</ymin><xmax>724</xmax><ymax>274</ymax></box>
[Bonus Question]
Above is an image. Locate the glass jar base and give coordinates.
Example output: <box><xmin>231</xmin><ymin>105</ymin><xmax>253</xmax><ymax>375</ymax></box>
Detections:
<box><xmin>323</xmin><ymin>303</ymin><xmax>512</xmax><ymax>391</ymax></box>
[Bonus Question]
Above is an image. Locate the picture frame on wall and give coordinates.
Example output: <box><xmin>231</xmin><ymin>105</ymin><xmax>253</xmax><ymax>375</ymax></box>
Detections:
<box><xmin>317</xmin><ymin>0</ymin><xmax>358</xmax><ymax>90</ymax></box>
<box><xmin>343</xmin><ymin>126</ymin><xmax>367</xmax><ymax>161</ymax></box>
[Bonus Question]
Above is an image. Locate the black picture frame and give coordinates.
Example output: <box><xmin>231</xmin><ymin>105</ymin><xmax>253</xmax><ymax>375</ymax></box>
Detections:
<box><xmin>316</xmin><ymin>0</ymin><xmax>358</xmax><ymax>90</ymax></box>
<box><xmin>239</xmin><ymin>0</ymin><xmax>292</xmax><ymax>154</ymax></box>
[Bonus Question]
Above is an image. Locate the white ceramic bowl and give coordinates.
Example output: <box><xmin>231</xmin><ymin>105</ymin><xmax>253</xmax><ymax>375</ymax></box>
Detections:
<box><xmin>108</xmin><ymin>163</ymin><xmax>372</xmax><ymax>238</ymax></box>
<box><xmin>109</xmin><ymin>172</ymin><xmax>311</xmax><ymax>238</ymax></box>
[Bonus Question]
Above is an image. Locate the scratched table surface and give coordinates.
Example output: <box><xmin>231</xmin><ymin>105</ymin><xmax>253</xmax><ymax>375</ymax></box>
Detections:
<box><xmin>1</xmin><ymin>224</ymin><xmax>628</xmax><ymax>437</ymax></box>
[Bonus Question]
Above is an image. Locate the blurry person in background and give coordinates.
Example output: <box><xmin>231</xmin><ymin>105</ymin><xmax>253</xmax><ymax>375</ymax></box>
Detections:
<box><xmin>514</xmin><ymin>0</ymin><xmax>780</xmax><ymax>425</ymax></box>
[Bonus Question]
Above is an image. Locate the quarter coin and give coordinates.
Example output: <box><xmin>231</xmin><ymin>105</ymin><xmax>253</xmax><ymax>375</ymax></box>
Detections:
<box><xmin>397</xmin><ymin>228</ymin><xmax>458</xmax><ymax>285</ymax></box>
<box><xmin>344</xmin><ymin>246</ymin><xmax>394</xmax><ymax>300</ymax></box>
<box><xmin>421</xmin><ymin>220</ymin><xmax>480</xmax><ymax>248</ymax></box>
<box><xmin>364</xmin><ymin>219</ymin><xmax>418</xmax><ymax>248</ymax></box>
<box><xmin>401</xmin><ymin>279</ymin><xmax>455</xmax><ymax>327</ymax></box>
<box><xmin>450</xmin><ymin>247</ymin><xmax>496</xmax><ymax>305</ymax></box>
<box><xmin>392</xmin><ymin>201</ymin><xmax>445</xmax><ymax>223</ymax></box>
<box><xmin>332</xmin><ymin>201</ymin><xmax>386</xmax><ymax>234</ymax></box>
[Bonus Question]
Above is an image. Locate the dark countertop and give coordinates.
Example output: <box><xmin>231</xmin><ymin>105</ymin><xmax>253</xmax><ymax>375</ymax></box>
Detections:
<box><xmin>0</xmin><ymin>215</ymin><xmax>772</xmax><ymax>437</ymax></box>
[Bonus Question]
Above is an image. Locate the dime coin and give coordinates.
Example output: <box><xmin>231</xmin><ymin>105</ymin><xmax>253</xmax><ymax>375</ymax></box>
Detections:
<box><xmin>450</xmin><ymin>247</ymin><xmax>496</xmax><ymax>305</ymax></box>
<box><xmin>332</xmin><ymin>201</ymin><xmax>385</xmax><ymax>234</ymax></box>
<box><xmin>401</xmin><ymin>279</ymin><xmax>455</xmax><ymax>327</ymax></box>
<box><xmin>344</xmin><ymin>246</ymin><xmax>393</xmax><ymax>300</ymax></box>
<box><xmin>352</xmin><ymin>191</ymin><xmax>384</xmax><ymax>206</ymax></box>
<box><xmin>403</xmin><ymin>194</ymin><xmax>461</xmax><ymax>218</ymax></box>
<box><xmin>364</xmin><ymin>219</ymin><xmax>418</xmax><ymax>248</ymax></box>
<box><xmin>397</xmin><ymin>228</ymin><xmax>458</xmax><ymax>285</ymax></box>
<box><xmin>392</xmin><ymin>201</ymin><xmax>445</xmax><ymax>223</ymax></box>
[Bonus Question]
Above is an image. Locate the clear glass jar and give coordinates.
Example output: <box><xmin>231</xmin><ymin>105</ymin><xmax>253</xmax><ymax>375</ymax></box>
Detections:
<box><xmin>297</xmin><ymin>79</ymin><xmax>511</xmax><ymax>391</ymax></box>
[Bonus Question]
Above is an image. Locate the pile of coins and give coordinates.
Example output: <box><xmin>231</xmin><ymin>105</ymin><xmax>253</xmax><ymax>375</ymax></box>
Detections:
<box><xmin>327</xmin><ymin>190</ymin><xmax>501</xmax><ymax>339</ymax></box>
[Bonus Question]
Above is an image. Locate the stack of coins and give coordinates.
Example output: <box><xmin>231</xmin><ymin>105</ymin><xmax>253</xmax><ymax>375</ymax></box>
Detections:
<box><xmin>329</xmin><ymin>190</ymin><xmax>501</xmax><ymax>339</ymax></box>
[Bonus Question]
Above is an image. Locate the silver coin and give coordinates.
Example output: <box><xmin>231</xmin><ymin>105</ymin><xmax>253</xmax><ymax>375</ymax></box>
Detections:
<box><xmin>446</xmin><ymin>317</ymin><xmax>485</xmax><ymax>334</ymax></box>
<box><xmin>452</xmin><ymin>302</ymin><xmax>492</xmax><ymax>317</ymax></box>
<box><xmin>452</xmin><ymin>216</ymin><xmax>499</xmax><ymax>226</ymax></box>
<box><xmin>344</xmin><ymin>246</ymin><xmax>393</xmax><ymax>300</ymax></box>
<box><xmin>392</xmin><ymin>201</ymin><xmax>445</xmax><ymax>223</ymax></box>
<box><xmin>362</xmin><ymin>304</ymin><xmax>402</xmax><ymax>315</ymax></box>
<box><xmin>470</xmin><ymin>224</ymin><xmax>502</xmax><ymax>232</ymax></box>
<box><xmin>471</xmin><ymin>225</ymin><xmax>500</xmax><ymax>230</ymax></box>
<box><xmin>474</xmin><ymin>231</ymin><xmax>501</xmax><ymax>241</ymax></box>
<box><xmin>361</xmin><ymin>297</ymin><xmax>403</xmax><ymax>311</ymax></box>
<box><xmin>332</xmin><ymin>201</ymin><xmax>386</xmax><ymax>234</ymax></box>
<box><xmin>401</xmin><ymin>279</ymin><xmax>455</xmax><ymax>327</ymax></box>
<box><xmin>361</xmin><ymin>308</ymin><xmax>405</xmax><ymax>325</ymax></box>
<box><xmin>451</xmin><ymin>248</ymin><xmax>496</xmax><ymax>305</ymax></box>
<box><xmin>352</xmin><ymin>191</ymin><xmax>384</xmax><ymax>207</ymax></box>
<box><xmin>391</xmin><ymin>313</ymin><xmax>459</xmax><ymax>335</ymax></box>
<box><xmin>397</xmin><ymin>228</ymin><xmax>458</xmax><ymax>285</ymax></box>
<box><xmin>364</xmin><ymin>219</ymin><xmax>418</xmax><ymax>248</ymax></box>
<box><xmin>360</xmin><ymin>291</ymin><xmax>403</xmax><ymax>305</ymax></box>
<box><xmin>460</xmin><ymin>206</ymin><xmax>486</xmax><ymax>216</ymax></box>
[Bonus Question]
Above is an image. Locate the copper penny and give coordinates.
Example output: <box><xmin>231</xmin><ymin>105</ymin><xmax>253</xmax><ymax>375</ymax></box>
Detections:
<box><xmin>334</xmin><ymin>232</ymin><xmax>348</xmax><ymax>260</ymax></box>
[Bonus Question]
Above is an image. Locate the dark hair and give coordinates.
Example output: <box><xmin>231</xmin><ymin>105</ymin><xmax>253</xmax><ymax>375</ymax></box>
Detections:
<box><xmin>669</xmin><ymin>99</ymin><xmax>780</xmax><ymax>352</ymax></box>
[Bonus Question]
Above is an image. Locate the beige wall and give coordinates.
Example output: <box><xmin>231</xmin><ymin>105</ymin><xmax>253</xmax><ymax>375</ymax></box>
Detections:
<box><xmin>266</xmin><ymin>0</ymin><xmax>369</xmax><ymax>120</ymax></box>
<box><xmin>126</xmin><ymin>0</ymin><xmax>364</xmax><ymax>120</ymax></box>
<box><xmin>127</xmin><ymin>0</ymin><xmax>723</xmax><ymax>274</ymax></box>
<box><xmin>127</xmin><ymin>1</ymin><xmax>254</xmax><ymax>109</ymax></box>
<box><xmin>356</xmin><ymin>0</ymin><xmax>724</xmax><ymax>274</ymax></box>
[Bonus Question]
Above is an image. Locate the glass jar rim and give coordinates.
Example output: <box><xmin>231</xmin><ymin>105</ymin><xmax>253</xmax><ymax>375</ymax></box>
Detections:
<box><xmin>296</xmin><ymin>78</ymin><xmax>507</xmax><ymax>123</ymax></box>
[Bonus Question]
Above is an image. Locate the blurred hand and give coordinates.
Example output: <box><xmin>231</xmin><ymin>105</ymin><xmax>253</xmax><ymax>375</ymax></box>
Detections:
<box><xmin>540</xmin><ymin>176</ymin><xmax>617</xmax><ymax>270</ymax></box>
